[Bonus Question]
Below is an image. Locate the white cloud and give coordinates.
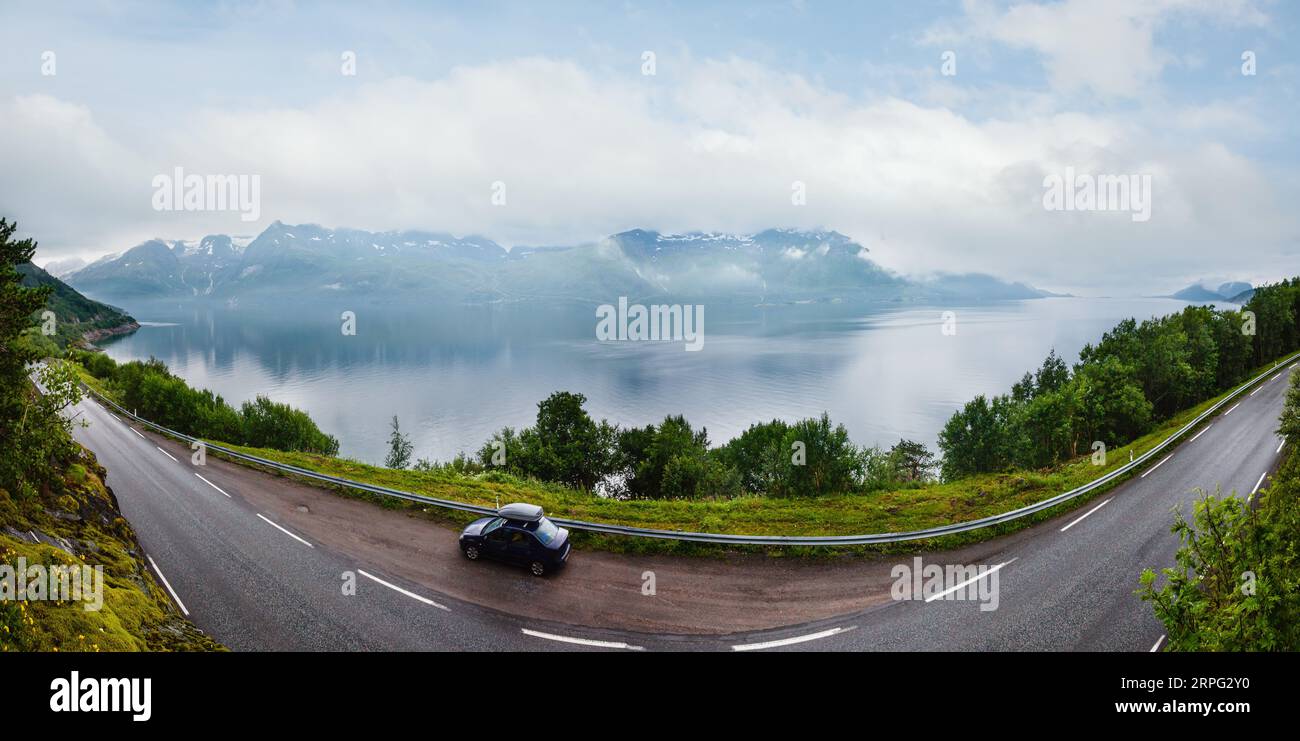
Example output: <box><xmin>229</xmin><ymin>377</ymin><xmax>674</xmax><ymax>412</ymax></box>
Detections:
<box><xmin>925</xmin><ymin>0</ymin><xmax>1269</xmax><ymax>100</ymax></box>
<box><xmin>2</xmin><ymin>54</ymin><xmax>1293</xmax><ymax>294</ymax></box>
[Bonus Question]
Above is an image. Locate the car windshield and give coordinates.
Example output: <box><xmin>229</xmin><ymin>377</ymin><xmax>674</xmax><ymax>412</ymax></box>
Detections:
<box><xmin>531</xmin><ymin>517</ymin><xmax>560</xmax><ymax>545</ymax></box>
<box><xmin>481</xmin><ymin>517</ymin><xmax>505</xmax><ymax>535</ymax></box>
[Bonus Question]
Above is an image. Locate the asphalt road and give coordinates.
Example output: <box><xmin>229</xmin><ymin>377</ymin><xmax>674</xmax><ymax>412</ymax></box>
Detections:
<box><xmin>67</xmin><ymin>361</ymin><xmax>1295</xmax><ymax>651</ymax></box>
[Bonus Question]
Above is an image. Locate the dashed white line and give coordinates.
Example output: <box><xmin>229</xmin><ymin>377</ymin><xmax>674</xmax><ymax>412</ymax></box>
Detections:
<box><xmin>1140</xmin><ymin>454</ymin><xmax>1174</xmax><ymax>478</ymax></box>
<box><xmin>195</xmin><ymin>473</ymin><xmax>231</xmax><ymax>498</ymax></box>
<box><xmin>156</xmin><ymin>446</ymin><xmax>178</xmax><ymax>462</ymax></box>
<box><xmin>147</xmin><ymin>555</ymin><xmax>189</xmax><ymax>616</ymax></box>
<box><xmin>924</xmin><ymin>559</ymin><xmax>1016</xmax><ymax>603</ymax></box>
<box><xmin>256</xmin><ymin>513</ymin><xmax>314</xmax><ymax>548</ymax></box>
<box><xmin>1278</xmin><ymin>439</ymin><xmax>1287</xmax><ymax>455</ymax></box>
<box><xmin>522</xmin><ymin>628</ymin><xmax>643</xmax><ymax>650</ymax></box>
<box><xmin>28</xmin><ymin>531</ymin><xmax>38</xmax><ymax>542</ymax></box>
<box><xmin>1188</xmin><ymin>424</ymin><xmax>1213</xmax><ymax>443</ymax></box>
<box><xmin>1060</xmin><ymin>499</ymin><xmax>1112</xmax><ymax>532</ymax></box>
<box><xmin>1150</xmin><ymin>634</ymin><xmax>1166</xmax><ymax>652</ymax></box>
<box><xmin>358</xmin><ymin>569</ymin><xmax>449</xmax><ymax>611</ymax></box>
<box><xmin>1249</xmin><ymin>471</ymin><xmax>1268</xmax><ymax>500</ymax></box>
<box><xmin>130</xmin><ymin>427</ymin><xmax>146</xmax><ymax>439</ymax></box>
<box><xmin>731</xmin><ymin>625</ymin><xmax>856</xmax><ymax>651</ymax></box>
<box><xmin>1223</xmin><ymin>402</ymin><xmax>1241</xmax><ymax>416</ymax></box>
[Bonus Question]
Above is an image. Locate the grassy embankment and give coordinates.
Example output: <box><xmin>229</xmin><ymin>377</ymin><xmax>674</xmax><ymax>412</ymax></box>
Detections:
<box><xmin>0</xmin><ymin>448</ymin><xmax>223</xmax><ymax>651</ymax></box>
<box><xmin>75</xmin><ymin>353</ymin><xmax>1296</xmax><ymax>558</ymax></box>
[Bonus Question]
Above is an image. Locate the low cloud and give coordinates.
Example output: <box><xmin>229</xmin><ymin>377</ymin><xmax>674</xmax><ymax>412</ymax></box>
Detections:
<box><xmin>2</xmin><ymin>53</ymin><xmax>1293</xmax><ymax>295</ymax></box>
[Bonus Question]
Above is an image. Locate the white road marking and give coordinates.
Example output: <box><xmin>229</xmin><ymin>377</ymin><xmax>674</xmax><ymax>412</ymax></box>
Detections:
<box><xmin>1279</xmin><ymin>439</ymin><xmax>1287</xmax><ymax>455</ymax></box>
<box><xmin>1140</xmin><ymin>454</ymin><xmax>1174</xmax><ymax>478</ymax></box>
<box><xmin>130</xmin><ymin>427</ymin><xmax>146</xmax><ymax>439</ymax></box>
<box><xmin>28</xmin><ymin>531</ymin><xmax>38</xmax><ymax>542</ymax></box>
<box><xmin>1250</xmin><ymin>471</ymin><xmax>1268</xmax><ymax>500</ymax></box>
<box><xmin>358</xmin><ymin>569</ymin><xmax>449</xmax><ymax>611</ymax></box>
<box><xmin>195</xmin><ymin>473</ymin><xmax>231</xmax><ymax>498</ymax></box>
<box><xmin>1150</xmin><ymin>634</ymin><xmax>1165</xmax><ymax>652</ymax></box>
<box><xmin>256</xmin><ymin>514</ymin><xmax>314</xmax><ymax>548</ymax></box>
<box><xmin>1223</xmin><ymin>402</ymin><xmax>1241</xmax><ymax>416</ymax></box>
<box><xmin>522</xmin><ymin>628</ymin><xmax>643</xmax><ymax>650</ymax></box>
<box><xmin>1271</xmin><ymin>373</ymin><xmax>1283</xmax><ymax>383</ymax></box>
<box><xmin>1188</xmin><ymin>424</ymin><xmax>1213</xmax><ymax>443</ymax></box>
<box><xmin>924</xmin><ymin>559</ymin><xmax>1017</xmax><ymax>603</ymax></box>
<box><xmin>147</xmin><ymin>555</ymin><xmax>189</xmax><ymax>616</ymax></box>
<box><xmin>156</xmin><ymin>446</ymin><xmax>178</xmax><ymax>462</ymax></box>
<box><xmin>1249</xmin><ymin>385</ymin><xmax>1262</xmax><ymax>397</ymax></box>
<box><xmin>1060</xmin><ymin>499</ymin><xmax>1112</xmax><ymax>532</ymax></box>
<box><xmin>731</xmin><ymin>625</ymin><xmax>855</xmax><ymax>651</ymax></box>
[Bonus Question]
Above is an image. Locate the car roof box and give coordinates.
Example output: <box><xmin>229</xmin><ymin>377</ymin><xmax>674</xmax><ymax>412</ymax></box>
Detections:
<box><xmin>498</xmin><ymin>502</ymin><xmax>544</xmax><ymax>521</ymax></box>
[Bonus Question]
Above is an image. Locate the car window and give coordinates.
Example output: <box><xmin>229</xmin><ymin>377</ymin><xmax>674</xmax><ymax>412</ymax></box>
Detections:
<box><xmin>508</xmin><ymin>531</ymin><xmax>532</xmax><ymax>547</ymax></box>
<box><xmin>482</xmin><ymin>517</ymin><xmax>505</xmax><ymax>535</ymax></box>
<box><xmin>487</xmin><ymin>526</ymin><xmax>510</xmax><ymax>541</ymax></box>
<box><xmin>530</xmin><ymin>517</ymin><xmax>560</xmax><ymax>546</ymax></box>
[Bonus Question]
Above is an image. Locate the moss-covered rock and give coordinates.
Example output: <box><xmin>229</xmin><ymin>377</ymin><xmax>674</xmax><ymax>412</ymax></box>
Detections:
<box><xmin>0</xmin><ymin>447</ymin><xmax>223</xmax><ymax>652</ymax></box>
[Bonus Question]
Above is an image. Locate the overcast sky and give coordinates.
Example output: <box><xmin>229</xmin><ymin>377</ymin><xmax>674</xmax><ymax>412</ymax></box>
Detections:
<box><xmin>0</xmin><ymin>0</ymin><xmax>1296</xmax><ymax>295</ymax></box>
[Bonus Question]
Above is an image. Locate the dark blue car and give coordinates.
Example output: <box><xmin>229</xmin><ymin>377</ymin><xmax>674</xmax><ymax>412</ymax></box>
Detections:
<box><xmin>459</xmin><ymin>503</ymin><xmax>571</xmax><ymax>576</ymax></box>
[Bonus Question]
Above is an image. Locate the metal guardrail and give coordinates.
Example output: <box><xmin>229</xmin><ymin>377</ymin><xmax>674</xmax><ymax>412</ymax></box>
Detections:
<box><xmin>81</xmin><ymin>353</ymin><xmax>1297</xmax><ymax>546</ymax></box>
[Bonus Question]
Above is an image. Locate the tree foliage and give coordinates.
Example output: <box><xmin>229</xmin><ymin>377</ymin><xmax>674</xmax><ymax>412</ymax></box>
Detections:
<box><xmin>1140</xmin><ymin>373</ymin><xmax>1300</xmax><ymax>650</ymax></box>
<box><xmin>939</xmin><ymin>288</ymin><xmax>1300</xmax><ymax>480</ymax></box>
<box><xmin>69</xmin><ymin>350</ymin><xmax>339</xmax><ymax>455</ymax></box>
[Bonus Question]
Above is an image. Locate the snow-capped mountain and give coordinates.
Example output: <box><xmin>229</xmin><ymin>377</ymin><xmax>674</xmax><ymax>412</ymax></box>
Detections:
<box><xmin>65</xmin><ymin>221</ymin><xmax>1049</xmax><ymax>305</ymax></box>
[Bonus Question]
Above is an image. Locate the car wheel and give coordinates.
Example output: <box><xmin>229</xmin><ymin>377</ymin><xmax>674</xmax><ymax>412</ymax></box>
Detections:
<box><xmin>464</xmin><ymin>545</ymin><xmax>480</xmax><ymax>560</ymax></box>
<box><xmin>529</xmin><ymin>561</ymin><xmax>545</xmax><ymax>577</ymax></box>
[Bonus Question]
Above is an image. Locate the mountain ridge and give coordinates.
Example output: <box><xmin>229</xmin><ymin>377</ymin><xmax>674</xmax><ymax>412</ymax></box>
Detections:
<box><xmin>65</xmin><ymin>222</ymin><xmax>1053</xmax><ymax>305</ymax></box>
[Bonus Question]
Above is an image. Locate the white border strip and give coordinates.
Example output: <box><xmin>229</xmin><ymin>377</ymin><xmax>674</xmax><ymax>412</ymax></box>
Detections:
<box><xmin>732</xmin><ymin>625</ymin><xmax>854</xmax><ymax>651</ymax></box>
<box><xmin>359</xmin><ymin>569</ymin><xmax>449</xmax><ymax>611</ymax></box>
<box><xmin>148</xmin><ymin>555</ymin><xmax>189</xmax><ymax>616</ymax></box>
<box><xmin>256</xmin><ymin>513</ymin><xmax>314</xmax><ymax>548</ymax></box>
<box><xmin>195</xmin><ymin>473</ymin><xmax>232</xmax><ymax>498</ymax></box>
<box><xmin>522</xmin><ymin>628</ymin><xmax>643</xmax><ymax>650</ymax></box>
<box><xmin>1060</xmin><ymin>499</ymin><xmax>1111</xmax><ymax>532</ymax></box>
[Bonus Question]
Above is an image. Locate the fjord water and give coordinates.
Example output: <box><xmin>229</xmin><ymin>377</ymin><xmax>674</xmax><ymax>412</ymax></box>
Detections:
<box><xmin>99</xmin><ymin>297</ymin><xmax>1201</xmax><ymax>465</ymax></box>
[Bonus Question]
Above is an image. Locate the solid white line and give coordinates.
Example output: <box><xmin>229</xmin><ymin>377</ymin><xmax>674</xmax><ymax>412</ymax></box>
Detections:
<box><xmin>147</xmin><ymin>555</ymin><xmax>189</xmax><ymax>616</ymax></box>
<box><xmin>1224</xmin><ymin>402</ymin><xmax>1241</xmax><ymax>416</ymax></box>
<box><xmin>1279</xmin><ymin>439</ymin><xmax>1287</xmax><ymax>455</ymax></box>
<box><xmin>195</xmin><ymin>473</ymin><xmax>231</xmax><ymax>498</ymax></box>
<box><xmin>1140</xmin><ymin>454</ymin><xmax>1174</xmax><ymax>478</ymax></box>
<box><xmin>1060</xmin><ymin>499</ymin><xmax>1112</xmax><ymax>532</ymax></box>
<box><xmin>924</xmin><ymin>559</ymin><xmax>1016</xmax><ymax>603</ymax></box>
<box><xmin>1150</xmin><ymin>634</ymin><xmax>1165</xmax><ymax>652</ymax></box>
<box><xmin>1188</xmin><ymin>424</ymin><xmax>1212</xmax><ymax>443</ymax></box>
<box><xmin>731</xmin><ymin>625</ymin><xmax>854</xmax><ymax>652</ymax></box>
<box><xmin>522</xmin><ymin>628</ymin><xmax>643</xmax><ymax>650</ymax></box>
<box><xmin>1250</xmin><ymin>471</ymin><xmax>1268</xmax><ymax>498</ymax></box>
<box><xmin>358</xmin><ymin>569</ymin><xmax>449</xmax><ymax>611</ymax></box>
<box><xmin>256</xmin><ymin>513</ymin><xmax>314</xmax><ymax>548</ymax></box>
<box><xmin>130</xmin><ymin>427</ymin><xmax>146</xmax><ymax>439</ymax></box>
<box><xmin>156</xmin><ymin>446</ymin><xmax>178</xmax><ymax>462</ymax></box>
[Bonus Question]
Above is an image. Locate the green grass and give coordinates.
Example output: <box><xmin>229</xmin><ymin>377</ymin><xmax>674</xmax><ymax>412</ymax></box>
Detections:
<box><xmin>74</xmin><ymin>355</ymin><xmax>1294</xmax><ymax>559</ymax></box>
